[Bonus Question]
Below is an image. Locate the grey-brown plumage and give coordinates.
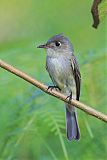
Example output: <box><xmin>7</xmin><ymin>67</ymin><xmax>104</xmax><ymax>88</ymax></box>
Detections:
<box><xmin>37</xmin><ymin>34</ymin><xmax>81</xmax><ymax>141</ymax></box>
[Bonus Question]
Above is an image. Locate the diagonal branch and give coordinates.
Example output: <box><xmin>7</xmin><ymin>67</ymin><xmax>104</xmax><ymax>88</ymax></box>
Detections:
<box><xmin>0</xmin><ymin>59</ymin><xmax>107</xmax><ymax>123</ymax></box>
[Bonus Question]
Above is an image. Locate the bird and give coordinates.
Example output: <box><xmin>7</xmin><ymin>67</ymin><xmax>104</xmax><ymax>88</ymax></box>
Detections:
<box><xmin>37</xmin><ymin>34</ymin><xmax>81</xmax><ymax>141</ymax></box>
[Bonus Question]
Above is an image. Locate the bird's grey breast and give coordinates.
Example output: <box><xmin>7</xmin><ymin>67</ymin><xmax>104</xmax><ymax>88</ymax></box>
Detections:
<box><xmin>46</xmin><ymin>56</ymin><xmax>71</xmax><ymax>77</ymax></box>
<box><xmin>46</xmin><ymin>56</ymin><xmax>73</xmax><ymax>89</ymax></box>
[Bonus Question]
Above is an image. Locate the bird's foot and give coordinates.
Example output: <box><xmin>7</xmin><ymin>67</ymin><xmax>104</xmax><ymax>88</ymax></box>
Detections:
<box><xmin>66</xmin><ymin>92</ymin><xmax>72</xmax><ymax>102</ymax></box>
<box><xmin>47</xmin><ymin>85</ymin><xmax>61</xmax><ymax>91</ymax></box>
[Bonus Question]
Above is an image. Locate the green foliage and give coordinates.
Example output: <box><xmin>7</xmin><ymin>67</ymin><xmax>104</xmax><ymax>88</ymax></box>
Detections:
<box><xmin>0</xmin><ymin>0</ymin><xmax>107</xmax><ymax>159</ymax></box>
<box><xmin>99</xmin><ymin>0</ymin><xmax>107</xmax><ymax>22</ymax></box>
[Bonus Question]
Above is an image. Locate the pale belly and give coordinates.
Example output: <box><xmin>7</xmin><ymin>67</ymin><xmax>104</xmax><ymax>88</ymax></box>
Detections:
<box><xmin>46</xmin><ymin>56</ymin><xmax>76</xmax><ymax>96</ymax></box>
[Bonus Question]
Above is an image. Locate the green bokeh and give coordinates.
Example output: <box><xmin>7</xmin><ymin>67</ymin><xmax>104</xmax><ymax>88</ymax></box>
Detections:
<box><xmin>0</xmin><ymin>0</ymin><xmax>107</xmax><ymax>159</ymax></box>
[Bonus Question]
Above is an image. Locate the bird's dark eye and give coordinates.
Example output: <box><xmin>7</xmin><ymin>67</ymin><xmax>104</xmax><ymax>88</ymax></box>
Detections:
<box><xmin>55</xmin><ymin>41</ymin><xmax>61</xmax><ymax>47</ymax></box>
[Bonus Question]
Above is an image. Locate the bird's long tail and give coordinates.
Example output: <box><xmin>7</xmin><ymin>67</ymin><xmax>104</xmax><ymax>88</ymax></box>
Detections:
<box><xmin>65</xmin><ymin>104</ymin><xmax>80</xmax><ymax>141</ymax></box>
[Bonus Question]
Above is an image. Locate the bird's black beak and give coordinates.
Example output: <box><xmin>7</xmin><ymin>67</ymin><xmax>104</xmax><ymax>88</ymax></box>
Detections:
<box><xmin>37</xmin><ymin>44</ymin><xmax>47</xmax><ymax>49</ymax></box>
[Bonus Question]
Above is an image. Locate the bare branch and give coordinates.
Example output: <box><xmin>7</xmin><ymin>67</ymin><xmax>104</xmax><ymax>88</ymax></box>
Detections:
<box><xmin>91</xmin><ymin>0</ymin><xmax>102</xmax><ymax>28</ymax></box>
<box><xmin>0</xmin><ymin>59</ymin><xmax>107</xmax><ymax>123</ymax></box>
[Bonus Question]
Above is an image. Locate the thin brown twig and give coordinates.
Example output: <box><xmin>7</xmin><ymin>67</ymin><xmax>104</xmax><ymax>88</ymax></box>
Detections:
<box><xmin>91</xmin><ymin>0</ymin><xmax>102</xmax><ymax>28</ymax></box>
<box><xmin>0</xmin><ymin>59</ymin><xmax>107</xmax><ymax>123</ymax></box>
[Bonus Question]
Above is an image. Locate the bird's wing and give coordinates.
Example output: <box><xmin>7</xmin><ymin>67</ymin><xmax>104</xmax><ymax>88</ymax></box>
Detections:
<box><xmin>71</xmin><ymin>55</ymin><xmax>81</xmax><ymax>100</ymax></box>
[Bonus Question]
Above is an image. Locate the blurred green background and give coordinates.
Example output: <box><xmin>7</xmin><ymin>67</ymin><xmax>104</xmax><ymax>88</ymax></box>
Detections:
<box><xmin>0</xmin><ymin>0</ymin><xmax>107</xmax><ymax>159</ymax></box>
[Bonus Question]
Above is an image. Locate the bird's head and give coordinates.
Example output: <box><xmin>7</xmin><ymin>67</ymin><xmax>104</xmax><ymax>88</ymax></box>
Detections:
<box><xmin>37</xmin><ymin>34</ymin><xmax>74</xmax><ymax>58</ymax></box>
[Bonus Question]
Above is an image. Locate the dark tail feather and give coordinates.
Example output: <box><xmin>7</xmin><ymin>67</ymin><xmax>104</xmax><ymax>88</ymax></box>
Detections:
<box><xmin>66</xmin><ymin>106</ymin><xmax>80</xmax><ymax>141</ymax></box>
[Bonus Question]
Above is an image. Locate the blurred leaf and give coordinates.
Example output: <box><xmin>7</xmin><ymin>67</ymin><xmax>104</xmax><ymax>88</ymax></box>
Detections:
<box><xmin>99</xmin><ymin>0</ymin><xmax>107</xmax><ymax>22</ymax></box>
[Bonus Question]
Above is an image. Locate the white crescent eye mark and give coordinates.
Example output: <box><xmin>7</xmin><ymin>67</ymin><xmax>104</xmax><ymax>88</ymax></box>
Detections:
<box><xmin>55</xmin><ymin>41</ymin><xmax>61</xmax><ymax>47</ymax></box>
